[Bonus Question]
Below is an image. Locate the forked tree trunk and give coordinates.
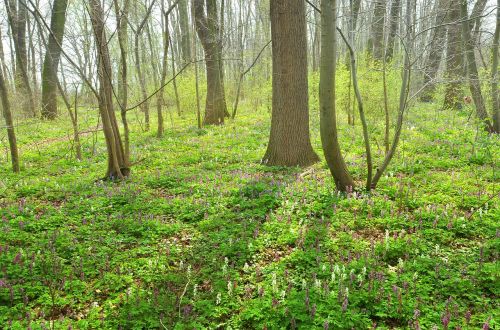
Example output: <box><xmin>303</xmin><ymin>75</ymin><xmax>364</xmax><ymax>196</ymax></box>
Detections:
<box><xmin>41</xmin><ymin>0</ymin><xmax>68</xmax><ymax>119</ymax></box>
<box><xmin>460</xmin><ymin>0</ymin><xmax>493</xmax><ymax>132</ymax></box>
<box><xmin>263</xmin><ymin>0</ymin><xmax>319</xmax><ymax>167</ymax></box>
<box><xmin>320</xmin><ymin>0</ymin><xmax>355</xmax><ymax>190</ymax></box>
<box><xmin>194</xmin><ymin>0</ymin><xmax>227</xmax><ymax>125</ymax></box>
<box><xmin>0</xmin><ymin>66</ymin><xmax>20</xmax><ymax>172</ymax></box>
<box><xmin>89</xmin><ymin>0</ymin><xmax>128</xmax><ymax>180</ymax></box>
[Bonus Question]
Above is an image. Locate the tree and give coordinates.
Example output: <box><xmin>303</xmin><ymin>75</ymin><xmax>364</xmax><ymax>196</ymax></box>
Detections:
<box><xmin>178</xmin><ymin>0</ymin><xmax>191</xmax><ymax>65</ymax></box>
<box><xmin>0</xmin><ymin>63</ymin><xmax>20</xmax><ymax>172</ymax></box>
<box><xmin>89</xmin><ymin>0</ymin><xmax>129</xmax><ymax>179</ymax></box>
<box><xmin>4</xmin><ymin>0</ymin><xmax>36</xmax><ymax>117</ymax></box>
<box><xmin>262</xmin><ymin>0</ymin><xmax>319</xmax><ymax>167</ymax></box>
<box><xmin>385</xmin><ymin>0</ymin><xmax>401</xmax><ymax>62</ymax></box>
<box><xmin>443</xmin><ymin>1</ymin><xmax>463</xmax><ymax>110</ymax></box>
<box><xmin>491</xmin><ymin>0</ymin><xmax>500</xmax><ymax>133</ymax></box>
<box><xmin>420</xmin><ymin>0</ymin><xmax>449</xmax><ymax>102</ymax></box>
<box><xmin>193</xmin><ymin>0</ymin><xmax>227</xmax><ymax>125</ymax></box>
<box><xmin>41</xmin><ymin>0</ymin><xmax>68</xmax><ymax>119</ymax></box>
<box><xmin>319</xmin><ymin>0</ymin><xmax>355</xmax><ymax>190</ymax></box>
<box><xmin>460</xmin><ymin>0</ymin><xmax>493</xmax><ymax>132</ymax></box>
<box><xmin>369</xmin><ymin>0</ymin><xmax>386</xmax><ymax>62</ymax></box>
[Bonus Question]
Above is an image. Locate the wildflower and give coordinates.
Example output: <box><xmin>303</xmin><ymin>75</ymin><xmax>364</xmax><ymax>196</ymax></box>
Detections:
<box><xmin>385</xmin><ymin>230</ymin><xmax>390</xmax><ymax>250</ymax></box>
<box><xmin>193</xmin><ymin>284</ymin><xmax>198</xmax><ymax>298</ymax></box>
<box><xmin>272</xmin><ymin>273</ymin><xmax>277</xmax><ymax>293</ymax></box>
<box><xmin>227</xmin><ymin>281</ymin><xmax>233</xmax><ymax>296</ymax></box>
<box><xmin>216</xmin><ymin>292</ymin><xmax>222</xmax><ymax>305</ymax></box>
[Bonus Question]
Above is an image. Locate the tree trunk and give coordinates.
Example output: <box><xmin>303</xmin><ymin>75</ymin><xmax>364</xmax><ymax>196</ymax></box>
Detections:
<box><xmin>420</xmin><ymin>0</ymin><xmax>449</xmax><ymax>102</ymax></box>
<box><xmin>0</xmin><ymin>65</ymin><xmax>20</xmax><ymax>172</ymax></box>
<box><xmin>113</xmin><ymin>0</ymin><xmax>131</xmax><ymax>159</ymax></box>
<box><xmin>262</xmin><ymin>0</ymin><xmax>319</xmax><ymax>167</ymax></box>
<box><xmin>443</xmin><ymin>2</ymin><xmax>463</xmax><ymax>110</ymax></box>
<box><xmin>178</xmin><ymin>0</ymin><xmax>192</xmax><ymax>65</ymax></box>
<box><xmin>194</xmin><ymin>0</ymin><xmax>227</xmax><ymax>125</ymax></box>
<box><xmin>89</xmin><ymin>0</ymin><xmax>128</xmax><ymax>180</ymax></box>
<box><xmin>369</xmin><ymin>0</ymin><xmax>386</xmax><ymax>62</ymax></box>
<box><xmin>491</xmin><ymin>0</ymin><xmax>500</xmax><ymax>133</ymax></box>
<box><xmin>5</xmin><ymin>0</ymin><xmax>36</xmax><ymax>117</ymax></box>
<box><xmin>320</xmin><ymin>0</ymin><xmax>355</xmax><ymax>191</ymax></box>
<box><xmin>41</xmin><ymin>0</ymin><xmax>68</xmax><ymax>120</ymax></box>
<box><xmin>385</xmin><ymin>0</ymin><xmax>401</xmax><ymax>62</ymax></box>
<box><xmin>460</xmin><ymin>0</ymin><xmax>493</xmax><ymax>132</ymax></box>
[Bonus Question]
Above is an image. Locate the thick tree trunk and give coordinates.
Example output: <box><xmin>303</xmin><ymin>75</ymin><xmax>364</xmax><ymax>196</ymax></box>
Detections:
<box><xmin>385</xmin><ymin>0</ymin><xmax>401</xmax><ymax>62</ymax></box>
<box><xmin>194</xmin><ymin>0</ymin><xmax>227</xmax><ymax>125</ymax></box>
<box><xmin>320</xmin><ymin>0</ymin><xmax>355</xmax><ymax>191</ymax></box>
<box><xmin>89</xmin><ymin>0</ymin><xmax>128</xmax><ymax>180</ymax></box>
<box><xmin>5</xmin><ymin>0</ymin><xmax>36</xmax><ymax>117</ymax></box>
<box><xmin>460</xmin><ymin>0</ymin><xmax>493</xmax><ymax>132</ymax></box>
<box><xmin>41</xmin><ymin>0</ymin><xmax>68</xmax><ymax>120</ymax></box>
<box><xmin>263</xmin><ymin>0</ymin><xmax>319</xmax><ymax>167</ymax></box>
<box><xmin>369</xmin><ymin>0</ymin><xmax>386</xmax><ymax>62</ymax></box>
<box><xmin>443</xmin><ymin>2</ymin><xmax>463</xmax><ymax>110</ymax></box>
<box><xmin>0</xmin><ymin>65</ymin><xmax>20</xmax><ymax>172</ymax></box>
<box><xmin>420</xmin><ymin>0</ymin><xmax>449</xmax><ymax>102</ymax></box>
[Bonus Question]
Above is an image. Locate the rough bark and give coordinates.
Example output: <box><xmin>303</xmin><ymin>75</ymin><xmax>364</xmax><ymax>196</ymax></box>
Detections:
<box><xmin>178</xmin><ymin>0</ymin><xmax>192</xmax><ymax>65</ymax></box>
<box><xmin>263</xmin><ymin>0</ymin><xmax>319</xmax><ymax>167</ymax></box>
<box><xmin>41</xmin><ymin>0</ymin><xmax>68</xmax><ymax>119</ymax></box>
<box><xmin>320</xmin><ymin>0</ymin><xmax>355</xmax><ymax>191</ymax></box>
<box><xmin>443</xmin><ymin>2</ymin><xmax>463</xmax><ymax>110</ymax></box>
<box><xmin>193</xmin><ymin>0</ymin><xmax>227</xmax><ymax>125</ymax></box>
<box><xmin>89</xmin><ymin>0</ymin><xmax>128</xmax><ymax>179</ymax></box>
<box><xmin>385</xmin><ymin>0</ymin><xmax>401</xmax><ymax>62</ymax></box>
<box><xmin>5</xmin><ymin>0</ymin><xmax>36</xmax><ymax>117</ymax></box>
<box><xmin>369</xmin><ymin>0</ymin><xmax>386</xmax><ymax>62</ymax></box>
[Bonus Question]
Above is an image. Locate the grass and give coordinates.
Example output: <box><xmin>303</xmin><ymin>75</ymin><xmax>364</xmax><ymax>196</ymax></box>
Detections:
<box><xmin>0</xmin><ymin>78</ymin><xmax>499</xmax><ymax>329</ymax></box>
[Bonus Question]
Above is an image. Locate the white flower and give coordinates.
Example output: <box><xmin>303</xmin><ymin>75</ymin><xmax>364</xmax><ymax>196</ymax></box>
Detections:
<box><xmin>216</xmin><ymin>292</ymin><xmax>222</xmax><ymax>305</ymax></box>
<box><xmin>227</xmin><ymin>281</ymin><xmax>233</xmax><ymax>296</ymax></box>
<box><xmin>272</xmin><ymin>273</ymin><xmax>278</xmax><ymax>292</ymax></box>
<box><xmin>193</xmin><ymin>284</ymin><xmax>198</xmax><ymax>298</ymax></box>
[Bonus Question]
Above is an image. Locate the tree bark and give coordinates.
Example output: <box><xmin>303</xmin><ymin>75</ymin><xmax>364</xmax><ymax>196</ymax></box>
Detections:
<box><xmin>5</xmin><ymin>0</ymin><xmax>36</xmax><ymax>117</ymax></box>
<box><xmin>178</xmin><ymin>0</ymin><xmax>192</xmax><ymax>65</ymax></box>
<box><xmin>89</xmin><ymin>0</ymin><xmax>128</xmax><ymax>179</ymax></box>
<box><xmin>420</xmin><ymin>0</ymin><xmax>449</xmax><ymax>102</ymax></box>
<box><xmin>0</xmin><ymin>64</ymin><xmax>20</xmax><ymax>172</ymax></box>
<box><xmin>443</xmin><ymin>2</ymin><xmax>463</xmax><ymax>110</ymax></box>
<box><xmin>460</xmin><ymin>0</ymin><xmax>493</xmax><ymax>132</ymax></box>
<box><xmin>369</xmin><ymin>0</ymin><xmax>386</xmax><ymax>62</ymax></box>
<box><xmin>193</xmin><ymin>0</ymin><xmax>227</xmax><ymax>125</ymax></box>
<box><xmin>320</xmin><ymin>0</ymin><xmax>355</xmax><ymax>191</ymax></box>
<box><xmin>491</xmin><ymin>0</ymin><xmax>500</xmax><ymax>133</ymax></box>
<box><xmin>263</xmin><ymin>0</ymin><xmax>319</xmax><ymax>167</ymax></box>
<box><xmin>41</xmin><ymin>0</ymin><xmax>68</xmax><ymax>119</ymax></box>
<box><xmin>385</xmin><ymin>0</ymin><xmax>401</xmax><ymax>62</ymax></box>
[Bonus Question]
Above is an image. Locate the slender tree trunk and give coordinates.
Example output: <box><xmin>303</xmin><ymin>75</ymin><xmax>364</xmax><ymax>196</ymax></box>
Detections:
<box><xmin>194</xmin><ymin>0</ymin><xmax>227</xmax><ymax>125</ymax></box>
<box><xmin>263</xmin><ymin>0</ymin><xmax>319</xmax><ymax>167</ymax></box>
<box><xmin>89</xmin><ymin>0</ymin><xmax>128</xmax><ymax>179</ymax></box>
<box><xmin>41</xmin><ymin>0</ymin><xmax>68</xmax><ymax>119</ymax></box>
<box><xmin>491</xmin><ymin>0</ymin><xmax>500</xmax><ymax>133</ymax></box>
<box><xmin>178</xmin><ymin>0</ymin><xmax>191</xmax><ymax>65</ymax></box>
<box><xmin>460</xmin><ymin>0</ymin><xmax>493</xmax><ymax>132</ymax></box>
<box><xmin>320</xmin><ymin>0</ymin><xmax>355</xmax><ymax>191</ymax></box>
<box><xmin>0</xmin><ymin>27</ymin><xmax>9</xmax><ymax>81</ymax></box>
<box><xmin>0</xmin><ymin>66</ymin><xmax>20</xmax><ymax>172</ymax></box>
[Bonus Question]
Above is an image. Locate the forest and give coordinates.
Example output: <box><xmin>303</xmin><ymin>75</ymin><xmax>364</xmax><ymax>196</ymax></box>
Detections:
<box><xmin>0</xmin><ymin>0</ymin><xmax>499</xmax><ymax>328</ymax></box>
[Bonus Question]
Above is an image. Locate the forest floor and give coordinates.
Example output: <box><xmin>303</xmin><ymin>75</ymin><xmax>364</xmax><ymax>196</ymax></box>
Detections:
<box><xmin>0</xmin><ymin>100</ymin><xmax>499</xmax><ymax>329</ymax></box>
